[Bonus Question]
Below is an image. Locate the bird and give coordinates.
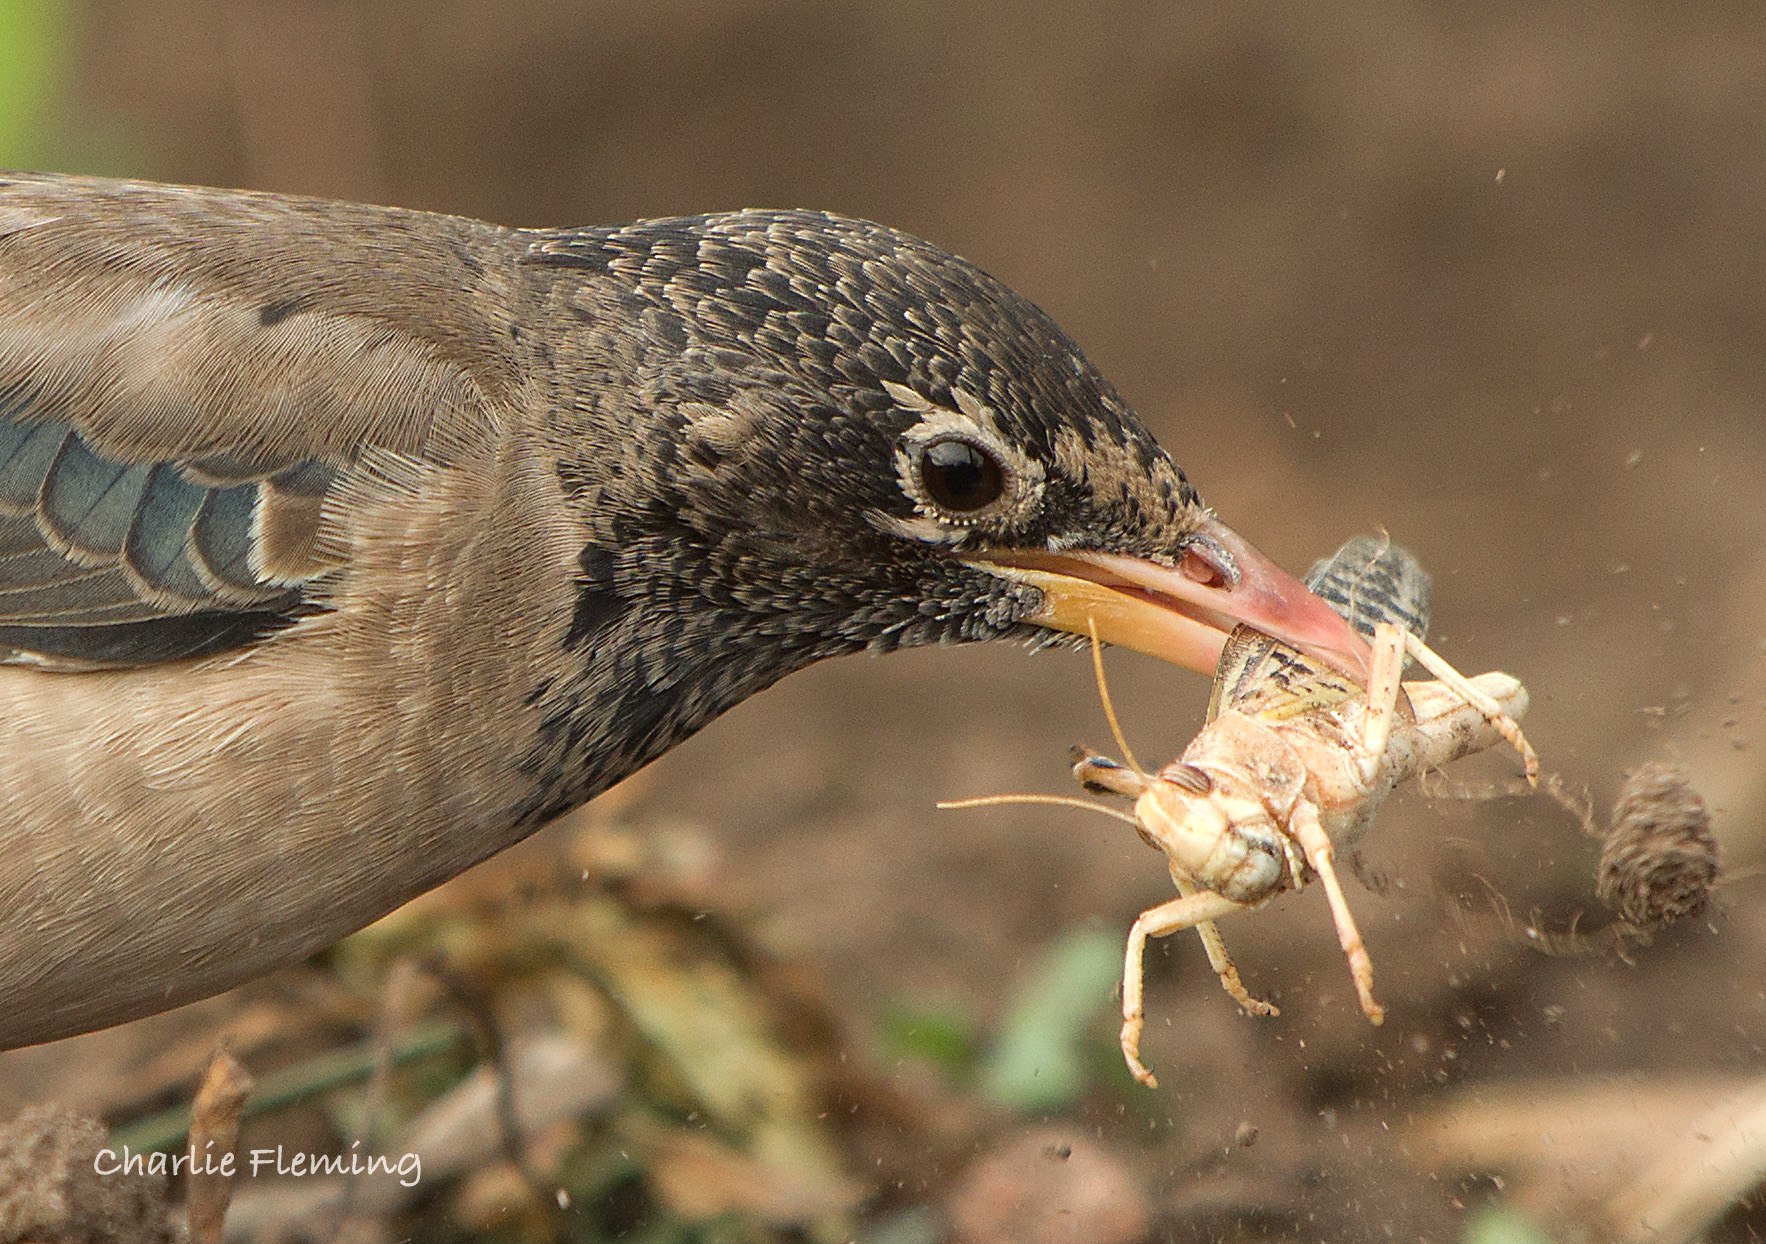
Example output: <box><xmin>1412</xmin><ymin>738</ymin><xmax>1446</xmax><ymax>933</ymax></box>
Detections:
<box><xmin>0</xmin><ymin>171</ymin><xmax>1370</xmax><ymax>1050</ymax></box>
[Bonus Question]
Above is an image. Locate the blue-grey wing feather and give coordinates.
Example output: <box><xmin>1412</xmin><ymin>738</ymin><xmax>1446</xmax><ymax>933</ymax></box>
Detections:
<box><xmin>39</xmin><ymin>436</ymin><xmax>151</xmax><ymax>559</ymax></box>
<box><xmin>192</xmin><ymin>483</ymin><xmax>263</xmax><ymax>591</ymax></box>
<box><xmin>0</xmin><ymin>400</ymin><xmax>329</xmax><ymax>667</ymax></box>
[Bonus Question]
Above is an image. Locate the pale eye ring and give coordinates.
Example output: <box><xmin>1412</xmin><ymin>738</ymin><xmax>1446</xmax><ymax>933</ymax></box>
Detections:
<box><xmin>916</xmin><ymin>435</ymin><xmax>1006</xmax><ymax>512</ymax></box>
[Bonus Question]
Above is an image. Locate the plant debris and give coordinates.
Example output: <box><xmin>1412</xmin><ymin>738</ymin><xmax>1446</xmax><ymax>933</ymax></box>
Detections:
<box><xmin>1597</xmin><ymin>762</ymin><xmax>1720</xmax><ymax>929</ymax></box>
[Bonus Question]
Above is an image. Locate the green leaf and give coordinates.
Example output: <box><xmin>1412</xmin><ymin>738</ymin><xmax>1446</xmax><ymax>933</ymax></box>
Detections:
<box><xmin>858</xmin><ymin>1207</ymin><xmax>941</xmax><ymax>1244</ymax></box>
<box><xmin>877</xmin><ymin>1002</ymin><xmax>978</xmax><ymax>1076</ymax></box>
<box><xmin>978</xmin><ymin>927</ymin><xmax>1122</xmax><ymax>1113</ymax></box>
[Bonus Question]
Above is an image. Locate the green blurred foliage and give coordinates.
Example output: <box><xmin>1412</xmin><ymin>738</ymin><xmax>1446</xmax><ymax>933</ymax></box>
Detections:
<box><xmin>977</xmin><ymin>926</ymin><xmax>1123</xmax><ymax>1113</ymax></box>
<box><xmin>1461</xmin><ymin>1205</ymin><xmax>1559</xmax><ymax>1244</ymax></box>
<box><xmin>877</xmin><ymin>1002</ymin><xmax>979</xmax><ymax>1077</ymax></box>
<box><xmin>881</xmin><ymin>927</ymin><xmax>1132</xmax><ymax>1112</ymax></box>
<box><xmin>0</xmin><ymin>1</ymin><xmax>139</xmax><ymax>175</ymax></box>
<box><xmin>856</xmin><ymin>1207</ymin><xmax>941</xmax><ymax>1244</ymax></box>
<box><xmin>0</xmin><ymin>0</ymin><xmax>71</xmax><ymax>167</ymax></box>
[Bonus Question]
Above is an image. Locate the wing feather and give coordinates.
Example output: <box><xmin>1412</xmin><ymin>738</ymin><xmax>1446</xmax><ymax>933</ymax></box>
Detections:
<box><xmin>40</xmin><ymin>434</ymin><xmax>150</xmax><ymax>559</ymax></box>
<box><xmin>0</xmin><ymin>172</ymin><xmax>525</xmax><ymax>667</ymax></box>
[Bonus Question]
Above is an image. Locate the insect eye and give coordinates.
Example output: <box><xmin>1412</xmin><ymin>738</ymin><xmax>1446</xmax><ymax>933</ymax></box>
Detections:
<box><xmin>918</xmin><ymin>436</ymin><xmax>1005</xmax><ymax>513</ymax></box>
<box><xmin>1160</xmin><ymin>762</ymin><xmax>1212</xmax><ymax>794</ymax></box>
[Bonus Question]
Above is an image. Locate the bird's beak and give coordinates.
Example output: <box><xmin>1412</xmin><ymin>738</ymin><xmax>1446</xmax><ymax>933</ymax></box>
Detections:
<box><xmin>966</xmin><ymin>516</ymin><xmax>1373</xmax><ymax>684</ymax></box>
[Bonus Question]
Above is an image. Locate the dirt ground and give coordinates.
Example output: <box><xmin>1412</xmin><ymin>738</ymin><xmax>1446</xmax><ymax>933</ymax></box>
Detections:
<box><xmin>4</xmin><ymin>3</ymin><xmax>1765</xmax><ymax>1241</ymax></box>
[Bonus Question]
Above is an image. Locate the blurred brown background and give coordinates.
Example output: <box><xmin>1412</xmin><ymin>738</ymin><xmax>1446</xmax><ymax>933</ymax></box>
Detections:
<box><xmin>8</xmin><ymin>2</ymin><xmax>1766</xmax><ymax>1239</ymax></box>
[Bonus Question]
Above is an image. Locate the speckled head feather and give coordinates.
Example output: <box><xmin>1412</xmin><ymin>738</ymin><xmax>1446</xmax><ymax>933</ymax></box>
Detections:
<box><xmin>511</xmin><ymin>212</ymin><xmax>1214</xmax><ymax>815</ymax></box>
<box><xmin>528</xmin><ymin>211</ymin><xmax>1200</xmax><ymax>554</ymax></box>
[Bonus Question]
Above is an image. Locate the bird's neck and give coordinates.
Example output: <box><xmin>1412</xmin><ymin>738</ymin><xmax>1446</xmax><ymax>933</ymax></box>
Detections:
<box><xmin>507</xmin><ymin>548</ymin><xmax>866</xmax><ymax>829</ymax></box>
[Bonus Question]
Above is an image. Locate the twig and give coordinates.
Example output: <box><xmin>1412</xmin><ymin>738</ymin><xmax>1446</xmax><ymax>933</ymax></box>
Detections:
<box><xmin>220</xmin><ymin>1034</ymin><xmax>621</xmax><ymax>1237</ymax></box>
<box><xmin>418</xmin><ymin>955</ymin><xmax>564</xmax><ymax>1234</ymax></box>
<box><xmin>185</xmin><ymin>1047</ymin><xmax>254</xmax><ymax>1244</ymax></box>
<box><xmin>333</xmin><ymin>958</ymin><xmax>421</xmax><ymax>1235</ymax></box>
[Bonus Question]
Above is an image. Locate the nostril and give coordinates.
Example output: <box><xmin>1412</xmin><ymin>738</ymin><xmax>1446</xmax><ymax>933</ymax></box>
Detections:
<box><xmin>1178</xmin><ymin>545</ymin><xmax>1229</xmax><ymax>590</ymax></box>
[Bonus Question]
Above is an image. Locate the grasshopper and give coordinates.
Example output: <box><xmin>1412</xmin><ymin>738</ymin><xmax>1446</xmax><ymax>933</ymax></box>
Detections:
<box><xmin>946</xmin><ymin>536</ymin><xmax>1539</xmax><ymax>1087</ymax></box>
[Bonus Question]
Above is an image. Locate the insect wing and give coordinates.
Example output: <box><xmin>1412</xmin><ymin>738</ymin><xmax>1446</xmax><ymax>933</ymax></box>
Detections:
<box><xmin>1206</xmin><ymin>629</ymin><xmax>1359</xmax><ymax>722</ymax></box>
<box><xmin>1305</xmin><ymin>535</ymin><xmax>1432</xmax><ymax>643</ymax></box>
<box><xmin>1207</xmin><ymin>535</ymin><xmax>1433</xmax><ymax>723</ymax></box>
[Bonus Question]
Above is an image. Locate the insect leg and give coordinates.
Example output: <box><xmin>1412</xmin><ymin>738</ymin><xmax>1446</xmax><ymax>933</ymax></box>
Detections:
<box><xmin>1356</xmin><ymin>620</ymin><xmax>1410</xmax><ymax>784</ymax></box>
<box><xmin>1417</xmin><ymin>770</ymin><xmax>1534</xmax><ymax>801</ymax></box>
<box><xmin>1121</xmin><ymin>887</ymin><xmax>1249</xmax><ymax>1088</ymax></box>
<box><xmin>1168</xmin><ymin>863</ymin><xmax>1279</xmax><ymax>1019</ymax></box>
<box><xmin>1399</xmin><ymin>630</ymin><xmax>1540</xmax><ymax>784</ymax></box>
<box><xmin>1290</xmin><ymin>799</ymin><xmax>1385</xmax><ymax>1025</ymax></box>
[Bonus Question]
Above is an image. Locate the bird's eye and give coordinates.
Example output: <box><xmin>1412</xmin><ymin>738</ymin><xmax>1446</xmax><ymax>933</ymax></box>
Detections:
<box><xmin>918</xmin><ymin>436</ymin><xmax>1005</xmax><ymax>513</ymax></box>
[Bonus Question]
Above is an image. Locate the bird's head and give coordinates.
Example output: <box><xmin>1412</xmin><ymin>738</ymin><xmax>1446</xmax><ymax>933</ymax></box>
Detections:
<box><xmin>534</xmin><ymin>211</ymin><xmax>1370</xmax><ymax>686</ymax></box>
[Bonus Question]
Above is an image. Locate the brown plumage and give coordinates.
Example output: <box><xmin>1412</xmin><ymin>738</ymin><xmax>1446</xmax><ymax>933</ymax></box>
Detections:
<box><xmin>0</xmin><ymin>172</ymin><xmax>1369</xmax><ymax>1048</ymax></box>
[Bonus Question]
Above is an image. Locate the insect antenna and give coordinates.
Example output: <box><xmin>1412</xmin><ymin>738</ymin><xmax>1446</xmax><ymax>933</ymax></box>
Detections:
<box><xmin>1086</xmin><ymin>615</ymin><xmax>1145</xmax><ymax>777</ymax></box>
<box><xmin>936</xmin><ymin>792</ymin><xmax>1144</xmax><ymax>828</ymax></box>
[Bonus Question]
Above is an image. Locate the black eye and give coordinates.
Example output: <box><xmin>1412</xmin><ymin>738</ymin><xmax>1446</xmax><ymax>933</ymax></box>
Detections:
<box><xmin>919</xmin><ymin>437</ymin><xmax>1005</xmax><ymax>512</ymax></box>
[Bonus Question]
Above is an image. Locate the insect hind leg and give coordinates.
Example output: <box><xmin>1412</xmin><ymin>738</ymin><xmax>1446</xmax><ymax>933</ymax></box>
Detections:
<box><xmin>1399</xmin><ymin>629</ymin><xmax>1540</xmax><ymax>784</ymax></box>
<box><xmin>1355</xmin><ymin>621</ymin><xmax>1411</xmax><ymax>784</ymax></box>
<box><xmin>1168</xmin><ymin>865</ymin><xmax>1279</xmax><ymax>1020</ymax></box>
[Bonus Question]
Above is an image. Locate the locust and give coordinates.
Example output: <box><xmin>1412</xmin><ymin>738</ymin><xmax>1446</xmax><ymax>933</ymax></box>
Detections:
<box><xmin>945</xmin><ymin>535</ymin><xmax>1539</xmax><ymax>1087</ymax></box>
